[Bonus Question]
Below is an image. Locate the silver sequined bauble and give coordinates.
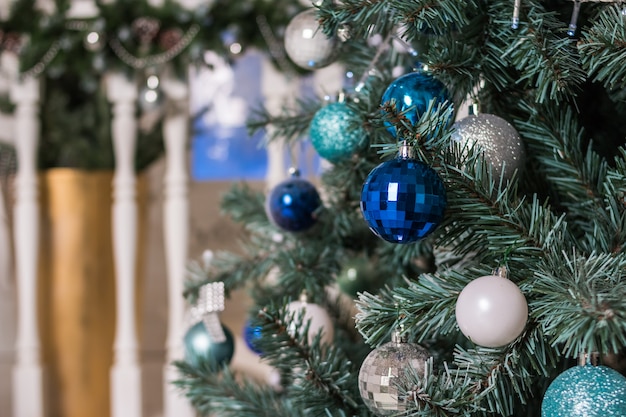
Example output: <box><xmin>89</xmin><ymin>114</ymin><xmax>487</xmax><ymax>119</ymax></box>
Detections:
<box><xmin>451</xmin><ymin>113</ymin><xmax>526</xmax><ymax>181</ymax></box>
<box><xmin>358</xmin><ymin>333</ymin><xmax>430</xmax><ymax>416</ymax></box>
<box><xmin>284</xmin><ymin>9</ymin><xmax>339</xmax><ymax>70</ymax></box>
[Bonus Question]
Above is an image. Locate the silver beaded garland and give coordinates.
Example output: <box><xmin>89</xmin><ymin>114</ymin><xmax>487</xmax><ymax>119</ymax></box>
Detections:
<box><xmin>451</xmin><ymin>113</ymin><xmax>526</xmax><ymax>182</ymax></box>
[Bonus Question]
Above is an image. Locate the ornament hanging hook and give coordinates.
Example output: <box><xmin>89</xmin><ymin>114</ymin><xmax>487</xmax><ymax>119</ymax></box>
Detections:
<box><xmin>512</xmin><ymin>0</ymin><xmax>521</xmax><ymax>29</ymax></box>
<box><xmin>568</xmin><ymin>1</ymin><xmax>582</xmax><ymax>37</ymax></box>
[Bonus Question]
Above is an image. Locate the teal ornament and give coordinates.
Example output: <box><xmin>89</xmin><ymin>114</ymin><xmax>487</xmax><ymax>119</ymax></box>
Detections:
<box><xmin>184</xmin><ymin>322</ymin><xmax>235</xmax><ymax>371</ymax></box>
<box><xmin>542</xmin><ymin>364</ymin><xmax>626</xmax><ymax>417</ymax></box>
<box><xmin>309</xmin><ymin>102</ymin><xmax>368</xmax><ymax>163</ymax></box>
<box><xmin>381</xmin><ymin>72</ymin><xmax>450</xmax><ymax>138</ymax></box>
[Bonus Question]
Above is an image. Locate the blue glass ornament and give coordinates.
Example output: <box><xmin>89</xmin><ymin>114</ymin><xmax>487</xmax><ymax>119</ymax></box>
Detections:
<box><xmin>243</xmin><ymin>320</ymin><xmax>263</xmax><ymax>355</ymax></box>
<box><xmin>542</xmin><ymin>363</ymin><xmax>626</xmax><ymax>416</ymax></box>
<box><xmin>309</xmin><ymin>102</ymin><xmax>368</xmax><ymax>163</ymax></box>
<box><xmin>381</xmin><ymin>72</ymin><xmax>450</xmax><ymax>138</ymax></box>
<box><xmin>266</xmin><ymin>170</ymin><xmax>322</xmax><ymax>232</ymax></box>
<box><xmin>184</xmin><ymin>322</ymin><xmax>235</xmax><ymax>371</ymax></box>
<box><xmin>360</xmin><ymin>145</ymin><xmax>446</xmax><ymax>243</ymax></box>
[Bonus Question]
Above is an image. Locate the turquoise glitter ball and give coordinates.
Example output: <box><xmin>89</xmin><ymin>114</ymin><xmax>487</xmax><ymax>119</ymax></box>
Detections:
<box><xmin>541</xmin><ymin>364</ymin><xmax>626</xmax><ymax>417</ymax></box>
<box><xmin>381</xmin><ymin>72</ymin><xmax>450</xmax><ymax>138</ymax></box>
<box><xmin>309</xmin><ymin>102</ymin><xmax>368</xmax><ymax>163</ymax></box>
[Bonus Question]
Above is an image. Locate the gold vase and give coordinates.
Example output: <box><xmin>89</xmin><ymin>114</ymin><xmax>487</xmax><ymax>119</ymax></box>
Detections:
<box><xmin>38</xmin><ymin>168</ymin><xmax>147</xmax><ymax>417</ymax></box>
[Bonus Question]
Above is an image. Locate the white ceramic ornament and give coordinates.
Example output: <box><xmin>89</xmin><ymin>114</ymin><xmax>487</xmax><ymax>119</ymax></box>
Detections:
<box><xmin>284</xmin><ymin>9</ymin><xmax>339</xmax><ymax>70</ymax></box>
<box><xmin>455</xmin><ymin>270</ymin><xmax>528</xmax><ymax>347</ymax></box>
<box><xmin>286</xmin><ymin>297</ymin><xmax>334</xmax><ymax>345</ymax></box>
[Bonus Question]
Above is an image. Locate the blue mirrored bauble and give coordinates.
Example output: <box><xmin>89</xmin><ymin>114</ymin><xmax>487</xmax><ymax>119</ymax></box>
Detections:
<box><xmin>309</xmin><ymin>102</ymin><xmax>369</xmax><ymax>163</ymax></box>
<box><xmin>542</xmin><ymin>364</ymin><xmax>626</xmax><ymax>417</ymax></box>
<box><xmin>266</xmin><ymin>176</ymin><xmax>322</xmax><ymax>232</ymax></box>
<box><xmin>381</xmin><ymin>72</ymin><xmax>450</xmax><ymax>138</ymax></box>
<box><xmin>184</xmin><ymin>322</ymin><xmax>235</xmax><ymax>371</ymax></box>
<box><xmin>243</xmin><ymin>320</ymin><xmax>263</xmax><ymax>355</ymax></box>
<box><xmin>360</xmin><ymin>158</ymin><xmax>446</xmax><ymax>243</ymax></box>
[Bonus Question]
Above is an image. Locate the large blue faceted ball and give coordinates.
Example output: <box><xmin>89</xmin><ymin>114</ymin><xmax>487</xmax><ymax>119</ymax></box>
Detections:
<box><xmin>266</xmin><ymin>176</ymin><xmax>322</xmax><ymax>232</ymax></box>
<box><xmin>184</xmin><ymin>322</ymin><xmax>235</xmax><ymax>371</ymax></box>
<box><xmin>542</xmin><ymin>364</ymin><xmax>626</xmax><ymax>417</ymax></box>
<box><xmin>360</xmin><ymin>158</ymin><xmax>446</xmax><ymax>243</ymax></box>
<box><xmin>381</xmin><ymin>72</ymin><xmax>450</xmax><ymax>138</ymax></box>
<box><xmin>309</xmin><ymin>102</ymin><xmax>369</xmax><ymax>163</ymax></box>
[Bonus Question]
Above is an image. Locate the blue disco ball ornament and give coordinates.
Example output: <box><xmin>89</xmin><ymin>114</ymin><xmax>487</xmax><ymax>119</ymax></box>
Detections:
<box><xmin>309</xmin><ymin>102</ymin><xmax>369</xmax><ymax>163</ymax></box>
<box><xmin>381</xmin><ymin>71</ymin><xmax>450</xmax><ymax>138</ymax></box>
<box><xmin>542</xmin><ymin>364</ymin><xmax>626</xmax><ymax>417</ymax></box>
<box><xmin>266</xmin><ymin>171</ymin><xmax>322</xmax><ymax>232</ymax></box>
<box><xmin>243</xmin><ymin>320</ymin><xmax>263</xmax><ymax>355</ymax></box>
<box><xmin>360</xmin><ymin>146</ymin><xmax>446</xmax><ymax>243</ymax></box>
<box><xmin>184</xmin><ymin>321</ymin><xmax>235</xmax><ymax>371</ymax></box>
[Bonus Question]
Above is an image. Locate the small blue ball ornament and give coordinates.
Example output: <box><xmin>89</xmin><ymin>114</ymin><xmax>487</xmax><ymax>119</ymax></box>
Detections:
<box><xmin>360</xmin><ymin>143</ymin><xmax>447</xmax><ymax>243</ymax></box>
<box><xmin>243</xmin><ymin>320</ymin><xmax>263</xmax><ymax>355</ymax></box>
<box><xmin>184</xmin><ymin>321</ymin><xmax>235</xmax><ymax>371</ymax></box>
<box><xmin>266</xmin><ymin>170</ymin><xmax>322</xmax><ymax>232</ymax></box>
<box><xmin>309</xmin><ymin>102</ymin><xmax>368</xmax><ymax>163</ymax></box>
<box><xmin>542</xmin><ymin>363</ymin><xmax>626</xmax><ymax>417</ymax></box>
<box><xmin>381</xmin><ymin>71</ymin><xmax>450</xmax><ymax>138</ymax></box>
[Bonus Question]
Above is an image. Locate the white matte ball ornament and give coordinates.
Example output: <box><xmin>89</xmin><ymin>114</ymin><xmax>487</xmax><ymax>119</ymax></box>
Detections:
<box><xmin>284</xmin><ymin>9</ymin><xmax>339</xmax><ymax>70</ymax></box>
<box><xmin>455</xmin><ymin>273</ymin><xmax>528</xmax><ymax>347</ymax></box>
<box><xmin>286</xmin><ymin>298</ymin><xmax>334</xmax><ymax>345</ymax></box>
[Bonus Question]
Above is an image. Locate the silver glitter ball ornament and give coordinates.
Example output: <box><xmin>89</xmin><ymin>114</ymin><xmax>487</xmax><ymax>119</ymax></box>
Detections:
<box><xmin>451</xmin><ymin>113</ymin><xmax>526</xmax><ymax>182</ymax></box>
<box><xmin>358</xmin><ymin>332</ymin><xmax>430</xmax><ymax>416</ymax></box>
<box><xmin>284</xmin><ymin>9</ymin><xmax>339</xmax><ymax>70</ymax></box>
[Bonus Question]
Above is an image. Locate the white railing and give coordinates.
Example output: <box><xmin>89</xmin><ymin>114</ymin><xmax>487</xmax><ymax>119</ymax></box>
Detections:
<box><xmin>0</xmin><ymin>19</ymin><xmax>344</xmax><ymax>417</ymax></box>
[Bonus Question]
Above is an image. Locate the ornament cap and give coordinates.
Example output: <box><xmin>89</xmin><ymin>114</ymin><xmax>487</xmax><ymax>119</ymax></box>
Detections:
<box><xmin>493</xmin><ymin>266</ymin><xmax>509</xmax><ymax>279</ymax></box>
<box><xmin>399</xmin><ymin>140</ymin><xmax>416</xmax><ymax>159</ymax></box>
<box><xmin>288</xmin><ymin>167</ymin><xmax>301</xmax><ymax>177</ymax></box>
<box><xmin>391</xmin><ymin>328</ymin><xmax>408</xmax><ymax>345</ymax></box>
<box><xmin>579</xmin><ymin>351</ymin><xmax>600</xmax><ymax>366</ymax></box>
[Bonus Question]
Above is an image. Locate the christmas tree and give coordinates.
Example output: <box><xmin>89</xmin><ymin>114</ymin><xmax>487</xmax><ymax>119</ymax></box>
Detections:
<box><xmin>176</xmin><ymin>0</ymin><xmax>626</xmax><ymax>416</ymax></box>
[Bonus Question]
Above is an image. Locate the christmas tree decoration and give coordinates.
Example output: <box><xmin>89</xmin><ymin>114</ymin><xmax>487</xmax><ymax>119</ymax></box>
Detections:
<box><xmin>243</xmin><ymin>319</ymin><xmax>264</xmax><ymax>355</ymax></box>
<box><xmin>138</xmin><ymin>73</ymin><xmax>163</xmax><ymax>112</ymax></box>
<box><xmin>309</xmin><ymin>101</ymin><xmax>368</xmax><ymax>163</ymax></box>
<box><xmin>285</xmin><ymin>294</ymin><xmax>334</xmax><ymax>346</ymax></box>
<box><xmin>83</xmin><ymin>31</ymin><xmax>105</xmax><ymax>52</ymax></box>
<box><xmin>451</xmin><ymin>113</ymin><xmax>526</xmax><ymax>182</ymax></box>
<box><xmin>265</xmin><ymin>169</ymin><xmax>322</xmax><ymax>232</ymax></box>
<box><xmin>360</xmin><ymin>142</ymin><xmax>447</xmax><ymax>243</ymax></box>
<box><xmin>358</xmin><ymin>330</ymin><xmax>430</xmax><ymax>416</ymax></box>
<box><xmin>541</xmin><ymin>354</ymin><xmax>626</xmax><ymax>417</ymax></box>
<box><xmin>455</xmin><ymin>267</ymin><xmax>528</xmax><ymax>347</ymax></box>
<box><xmin>284</xmin><ymin>9</ymin><xmax>339</xmax><ymax>70</ymax></box>
<box><xmin>381</xmin><ymin>71</ymin><xmax>450</xmax><ymax>138</ymax></box>
<box><xmin>184</xmin><ymin>282</ymin><xmax>234</xmax><ymax>370</ymax></box>
<box><xmin>336</xmin><ymin>256</ymin><xmax>377</xmax><ymax>296</ymax></box>
<box><xmin>184</xmin><ymin>321</ymin><xmax>235</xmax><ymax>371</ymax></box>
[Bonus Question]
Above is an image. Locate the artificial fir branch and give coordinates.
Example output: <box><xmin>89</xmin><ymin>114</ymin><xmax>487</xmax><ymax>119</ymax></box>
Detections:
<box><xmin>174</xmin><ymin>364</ymin><xmax>299</xmax><ymax>417</ymax></box>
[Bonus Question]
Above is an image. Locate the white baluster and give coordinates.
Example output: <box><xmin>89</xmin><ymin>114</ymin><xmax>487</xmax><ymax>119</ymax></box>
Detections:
<box><xmin>65</xmin><ymin>0</ymin><xmax>98</xmax><ymax>19</ymax></box>
<box><xmin>11</xmin><ymin>75</ymin><xmax>46</xmax><ymax>417</ymax></box>
<box><xmin>261</xmin><ymin>57</ymin><xmax>300</xmax><ymax>188</ymax></box>
<box><xmin>107</xmin><ymin>72</ymin><xmax>143</xmax><ymax>417</ymax></box>
<box><xmin>161</xmin><ymin>76</ymin><xmax>194</xmax><ymax>417</ymax></box>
